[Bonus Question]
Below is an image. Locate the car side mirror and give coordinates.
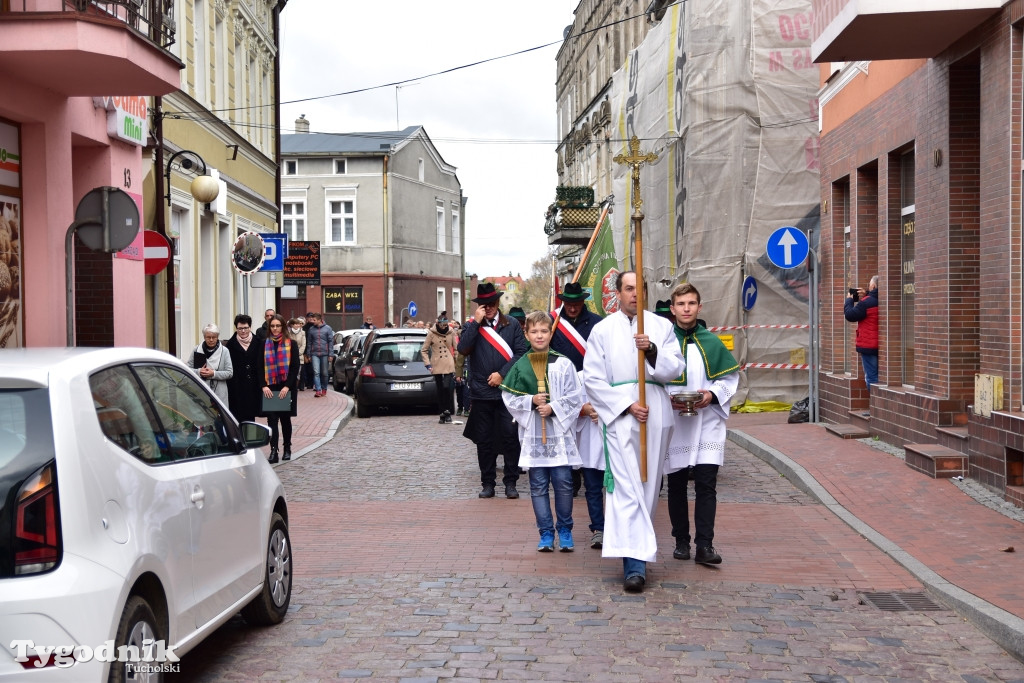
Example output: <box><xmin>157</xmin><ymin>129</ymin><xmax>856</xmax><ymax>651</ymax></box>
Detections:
<box><xmin>240</xmin><ymin>421</ymin><xmax>271</xmax><ymax>449</ymax></box>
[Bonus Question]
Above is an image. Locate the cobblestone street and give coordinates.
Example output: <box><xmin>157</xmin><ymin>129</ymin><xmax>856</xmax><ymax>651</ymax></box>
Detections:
<box><xmin>172</xmin><ymin>411</ymin><xmax>1024</xmax><ymax>682</ymax></box>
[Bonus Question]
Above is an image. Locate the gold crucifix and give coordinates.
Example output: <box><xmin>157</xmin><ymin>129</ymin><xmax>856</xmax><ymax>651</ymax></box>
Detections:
<box><xmin>611</xmin><ymin>134</ymin><xmax>658</xmax><ymax>482</ymax></box>
<box><xmin>613</xmin><ymin>135</ymin><xmax>658</xmax><ymax>213</ymax></box>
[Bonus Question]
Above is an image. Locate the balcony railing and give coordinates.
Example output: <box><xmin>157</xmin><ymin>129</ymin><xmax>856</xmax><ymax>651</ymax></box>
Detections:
<box><xmin>3</xmin><ymin>0</ymin><xmax>176</xmax><ymax>50</ymax></box>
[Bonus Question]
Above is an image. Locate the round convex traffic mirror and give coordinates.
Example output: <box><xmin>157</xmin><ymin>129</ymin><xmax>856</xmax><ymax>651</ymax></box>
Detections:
<box><xmin>231</xmin><ymin>231</ymin><xmax>265</xmax><ymax>273</ymax></box>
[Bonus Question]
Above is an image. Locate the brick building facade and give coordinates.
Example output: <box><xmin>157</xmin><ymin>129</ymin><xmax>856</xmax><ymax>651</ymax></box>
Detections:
<box><xmin>815</xmin><ymin>1</ymin><xmax>1024</xmax><ymax>505</ymax></box>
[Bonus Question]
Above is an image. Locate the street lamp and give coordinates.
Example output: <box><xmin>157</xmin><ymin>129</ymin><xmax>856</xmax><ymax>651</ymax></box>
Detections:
<box><xmin>153</xmin><ymin>146</ymin><xmax>220</xmax><ymax>356</ymax></box>
<box><xmin>164</xmin><ymin>149</ymin><xmax>220</xmax><ymax>206</ymax></box>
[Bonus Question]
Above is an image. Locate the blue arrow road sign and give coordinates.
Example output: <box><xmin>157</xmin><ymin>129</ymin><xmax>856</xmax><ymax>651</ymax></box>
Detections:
<box><xmin>766</xmin><ymin>226</ymin><xmax>809</xmax><ymax>269</ymax></box>
<box><xmin>742</xmin><ymin>276</ymin><xmax>758</xmax><ymax>311</ymax></box>
<box><xmin>408</xmin><ymin>301</ymin><xmax>418</xmax><ymax>318</ymax></box>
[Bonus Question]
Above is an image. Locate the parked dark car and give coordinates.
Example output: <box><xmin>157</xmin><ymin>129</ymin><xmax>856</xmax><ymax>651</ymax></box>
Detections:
<box><xmin>333</xmin><ymin>331</ymin><xmax>366</xmax><ymax>393</ymax></box>
<box><xmin>353</xmin><ymin>329</ymin><xmax>436</xmax><ymax>418</ymax></box>
<box><xmin>327</xmin><ymin>329</ymin><xmax>361</xmax><ymax>386</ymax></box>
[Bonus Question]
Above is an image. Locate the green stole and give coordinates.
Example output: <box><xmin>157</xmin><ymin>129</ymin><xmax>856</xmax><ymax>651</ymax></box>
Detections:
<box><xmin>668</xmin><ymin>322</ymin><xmax>740</xmax><ymax>385</ymax></box>
<box><xmin>500</xmin><ymin>350</ymin><xmax>564</xmax><ymax>396</ymax></box>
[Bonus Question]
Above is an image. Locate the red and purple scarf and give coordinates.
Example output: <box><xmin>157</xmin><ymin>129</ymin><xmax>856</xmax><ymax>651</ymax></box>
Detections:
<box><xmin>264</xmin><ymin>336</ymin><xmax>291</xmax><ymax>386</ymax></box>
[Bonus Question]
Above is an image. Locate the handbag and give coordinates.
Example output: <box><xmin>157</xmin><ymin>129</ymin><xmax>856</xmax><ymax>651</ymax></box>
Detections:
<box><xmin>261</xmin><ymin>394</ymin><xmax>293</xmax><ymax>412</ymax></box>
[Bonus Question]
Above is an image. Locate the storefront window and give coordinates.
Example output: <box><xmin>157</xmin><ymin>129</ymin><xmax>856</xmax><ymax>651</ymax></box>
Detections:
<box><xmin>0</xmin><ymin>118</ymin><xmax>23</xmax><ymax>348</ymax></box>
<box><xmin>323</xmin><ymin>285</ymin><xmax>363</xmax><ymax>330</ymax></box>
<box><xmin>900</xmin><ymin>150</ymin><xmax>916</xmax><ymax>387</ymax></box>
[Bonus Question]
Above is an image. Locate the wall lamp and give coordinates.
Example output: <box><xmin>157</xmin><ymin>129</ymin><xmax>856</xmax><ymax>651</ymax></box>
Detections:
<box><xmin>164</xmin><ymin>149</ymin><xmax>220</xmax><ymax>206</ymax></box>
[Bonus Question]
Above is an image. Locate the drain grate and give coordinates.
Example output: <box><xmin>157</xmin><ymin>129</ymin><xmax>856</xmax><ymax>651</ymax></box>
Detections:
<box><xmin>858</xmin><ymin>592</ymin><xmax>944</xmax><ymax>611</ymax></box>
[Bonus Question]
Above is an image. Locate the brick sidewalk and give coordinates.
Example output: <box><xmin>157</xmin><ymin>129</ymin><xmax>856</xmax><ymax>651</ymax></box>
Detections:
<box><xmin>256</xmin><ymin>386</ymin><xmax>350</xmax><ymax>459</ymax></box>
<box><xmin>732</xmin><ymin>418</ymin><xmax>1024</xmax><ymax>660</ymax></box>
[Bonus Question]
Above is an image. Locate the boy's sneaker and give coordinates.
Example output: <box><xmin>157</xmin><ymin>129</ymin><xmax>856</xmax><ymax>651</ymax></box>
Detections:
<box><xmin>537</xmin><ymin>530</ymin><xmax>555</xmax><ymax>552</ymax></box>
<box><xmin>590</xmin><ymin>530</ymin><xmax>603</xmax><ymax>549</ymax></box>
<box><xmin>558</xmin><ymin>528</ymin><xmax>574</xmax><ymax>552</ymax></box>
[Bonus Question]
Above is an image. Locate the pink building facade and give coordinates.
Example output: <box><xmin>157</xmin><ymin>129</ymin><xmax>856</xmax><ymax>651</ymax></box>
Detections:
<box><xmin>0</xmin><ymin>1</ymin><xmax>181</xmax><ymax>347</ymax></box>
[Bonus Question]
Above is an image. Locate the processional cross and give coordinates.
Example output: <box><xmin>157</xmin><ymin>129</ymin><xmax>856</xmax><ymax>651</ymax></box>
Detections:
<box><xmin>613</xmin><ymin>136</ymin><xmax>659</xmax><ymax>482</ymax></box>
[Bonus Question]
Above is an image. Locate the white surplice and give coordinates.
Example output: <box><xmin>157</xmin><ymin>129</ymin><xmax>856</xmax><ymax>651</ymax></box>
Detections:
<box><xmin>503</xmin><ymin>355</ymin><xmax>584</xmax><ymax>468</ymax></box>
<box><xmin>583</xmin><ymin>310</ymin><xmax>686</xmax><ymax>562</ymax></box>
<box><xmin>664</xmin><ymin>342</ymin><xmax>740</xmax><ymax>472</ymax></box>
<box><xmin>575</xmin><ymin>375</ymin><xmax>604</xmax><ymax>470</ymax></box>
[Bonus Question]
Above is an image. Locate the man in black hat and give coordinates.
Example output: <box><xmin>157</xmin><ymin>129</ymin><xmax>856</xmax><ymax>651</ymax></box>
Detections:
<box><xmin>508</xmin><ymin>306</ymin><xmax>527</xmax><ymax>332</ymax></box>
<box><xmin>550</xmin><ymin>281</ymin><xmax>605</xmax><ymax>548</ymax></box>
<box><xmin>458</xmin><ymin>283</ymin><xmax>529</xmax><ymax>499</ymax></box>
<box><xmin>654</xmin><ymin>299</ymin><xmax>674</xmax><ymax>320</ymax></box>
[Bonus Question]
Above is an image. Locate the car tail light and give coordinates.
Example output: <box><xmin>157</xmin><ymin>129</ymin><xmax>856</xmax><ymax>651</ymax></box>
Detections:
<box><xmin>359</xmin><ymin>365</ymin><xmax>376</xmax><ymax>378</ymax></box>
<box><xmin>14</xmin><ymin>463</ymin><xmax>61</xmax><ymax>575</ymax></box>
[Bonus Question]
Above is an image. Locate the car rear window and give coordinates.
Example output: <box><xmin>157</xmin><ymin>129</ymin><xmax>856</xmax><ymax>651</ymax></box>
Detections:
<box><xmin>370</xmin><ymin>342</ymin><xmax>423</xmax><ymax>363</ymax></box>
<box><xmin>0</xmin><ymin>388</ymin><xmax>59</xmax><ymax>578</ymax></box>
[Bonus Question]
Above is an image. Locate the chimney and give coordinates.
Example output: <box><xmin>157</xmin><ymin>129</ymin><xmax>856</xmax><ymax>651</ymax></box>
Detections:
<box><xmin>294</xmin><ymin>114</ymin><xmax>309</xmax><ymax>134</ymax></box>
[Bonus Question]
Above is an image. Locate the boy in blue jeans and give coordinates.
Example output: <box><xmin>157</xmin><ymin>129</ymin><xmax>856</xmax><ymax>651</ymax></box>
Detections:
<box><xmin>501</xmin><ymin>311</ymin><xmax>584</xmax><ymax>551</ymax></box>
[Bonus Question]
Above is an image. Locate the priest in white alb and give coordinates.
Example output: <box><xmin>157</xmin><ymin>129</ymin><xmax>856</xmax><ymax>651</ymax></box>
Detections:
<box><xmin>583</xmin><ymin>271</ymin><xmax>686</xmax><ymax>593</ymax></box>
<box><xmin>664</xmin><ymin>283</ymin><xmax>741</xmax><ymax>567</ymax></box>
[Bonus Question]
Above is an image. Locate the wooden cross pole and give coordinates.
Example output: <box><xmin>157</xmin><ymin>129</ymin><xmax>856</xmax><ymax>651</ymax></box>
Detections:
<box><xmin>613</xmin><ymin>135</ymin><xmax>658</xmax><ymax>482</ymax></box>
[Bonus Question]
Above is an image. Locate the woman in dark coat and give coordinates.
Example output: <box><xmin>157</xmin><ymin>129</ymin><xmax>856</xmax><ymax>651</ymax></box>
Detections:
<box><xmin>225</xmin><ymin>314</ymin><xmax>263</xmax><ymax>424</ymax></box>
<box><xmin>259</xmin><ymin>314</ymin><xmax>299</xmax><ymax>463</ymax></box>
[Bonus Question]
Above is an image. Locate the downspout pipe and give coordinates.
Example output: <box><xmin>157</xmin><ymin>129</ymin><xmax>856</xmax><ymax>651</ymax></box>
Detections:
<box><xmin>152</xmin><ymin>95</ymin><xmax>177</xmax><ymax>356</ymax></box>
<box><xmin>383</xmin><ymin>153</ymin><xmax>391</xmax><ymax>325</ymax></box>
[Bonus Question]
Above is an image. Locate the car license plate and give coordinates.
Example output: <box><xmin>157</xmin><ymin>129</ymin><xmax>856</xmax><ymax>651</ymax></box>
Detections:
<box><xmin>390</xmin><ymin>382</ymin><xmax>421</xmax><ymax>391</ymax></box>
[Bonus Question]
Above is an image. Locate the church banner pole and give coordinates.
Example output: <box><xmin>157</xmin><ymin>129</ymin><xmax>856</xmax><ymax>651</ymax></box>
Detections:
<box><xmin>614</xmin><ymin>136</ymin><xmax>658</xmax><ymax>483</ymax></box>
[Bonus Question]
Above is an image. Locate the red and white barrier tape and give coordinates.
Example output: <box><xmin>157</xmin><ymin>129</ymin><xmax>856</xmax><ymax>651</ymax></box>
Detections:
<box><xmin>742</xmin><ymin>363</ymin><xmax>809</xmax><ymax>370</ymax></box>
<box><xmin>707</xmin><ymin>324</ymin><xmax>810</xmax><ymax>331</ymax></box>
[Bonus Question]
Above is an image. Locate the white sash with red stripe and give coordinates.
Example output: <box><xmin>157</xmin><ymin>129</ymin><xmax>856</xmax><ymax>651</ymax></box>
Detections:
<box><xmin>480</xmin><ymin>325</ymin><xmax>512</xmax><ymax>361</ymax></box>
<box><xmin>552</xmin><ymin>309</ymin><xmax>587</xmax><ymax>357</ymax></box>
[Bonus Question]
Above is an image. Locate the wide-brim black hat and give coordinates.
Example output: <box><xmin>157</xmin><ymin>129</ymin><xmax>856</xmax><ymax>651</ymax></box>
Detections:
<box><xmin>558</xmin><ymin>281</ymin><xmax>590</xmax><ymax>302</ymax></box>
<box><xmin>472</xmin><ymin>282</ymin><xmax>503</xmax><ymax>304</ymax></box>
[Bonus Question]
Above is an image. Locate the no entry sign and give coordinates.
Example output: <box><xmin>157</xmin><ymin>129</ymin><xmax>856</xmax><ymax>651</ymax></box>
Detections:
<box><xmin>143</xmin><ymin>230</ymin><xmax>172</xmax><ymax>275</ymax></box>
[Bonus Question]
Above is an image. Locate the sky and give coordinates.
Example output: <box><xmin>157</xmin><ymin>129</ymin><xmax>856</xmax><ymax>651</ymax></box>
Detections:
<box><xmin>279</xmin><ymin>1</ymin><xmax>577</xmax><ymax>280</ymax></box>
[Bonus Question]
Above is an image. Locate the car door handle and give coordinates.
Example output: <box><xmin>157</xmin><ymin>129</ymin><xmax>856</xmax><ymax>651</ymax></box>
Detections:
<box><xmin>190</xmin><ymin>486</ymin><xmax>205</xmax><ymax>506</ymax></box>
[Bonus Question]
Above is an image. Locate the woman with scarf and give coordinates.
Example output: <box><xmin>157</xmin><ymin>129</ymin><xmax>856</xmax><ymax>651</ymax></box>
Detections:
<box><xmin>259</xmin><ymin>314</ymin><xmax>299</xmax><ymax>463</ymax></box>
<box><xmin>225</xmin><ymin>314</ymin><xmax>263</xmax><ymax>423</ymax></box>
<box><xmin>190</xmin><ymin>323</ymin><xmax>233</xmax><ymax>404</ymax></box>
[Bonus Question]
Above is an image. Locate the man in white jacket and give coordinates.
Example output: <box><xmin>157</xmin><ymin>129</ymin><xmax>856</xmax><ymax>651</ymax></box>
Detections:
<box><xmin>583</xmin><ymin>272</ymin><xmax>685</xmax><ymax>593</ymax></box>
<box><xmin>664</xmin><ymin>283</ymin><xmax>740</xmax><ymax>566</ymax></box>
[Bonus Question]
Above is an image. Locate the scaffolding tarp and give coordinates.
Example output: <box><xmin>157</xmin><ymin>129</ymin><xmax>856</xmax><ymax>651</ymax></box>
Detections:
<box><xmin>607</xmin><ymin>0</ymin><xmax>820</xmax><ymax>405</ymax></box>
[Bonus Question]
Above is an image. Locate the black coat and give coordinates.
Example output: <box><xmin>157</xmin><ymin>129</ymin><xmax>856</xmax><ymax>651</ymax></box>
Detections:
<box><xmin>550</xmin><ymin>307</ymin><xmax>602</xmax><ymax>372</ymax></box>
<box><xmin>225</xmin><ymin>333</ymin><xmax>263</xmax><ymax>423</ymax></box>
<box><xmin>456</xmin><ymin>313</ymin><xmax>528</xmax><ymax>401</ymax></box>
<box><xmin>258</xmin><ymin>337</ymin><xmax>300</xmax><ymax>417</ymax></box>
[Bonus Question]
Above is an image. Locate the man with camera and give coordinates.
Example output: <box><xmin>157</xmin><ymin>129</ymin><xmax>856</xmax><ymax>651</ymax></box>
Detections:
<box><xmin>844</xmin><ymin>275</ymin><xmax>880</xmax><ymax>392</ymax></box>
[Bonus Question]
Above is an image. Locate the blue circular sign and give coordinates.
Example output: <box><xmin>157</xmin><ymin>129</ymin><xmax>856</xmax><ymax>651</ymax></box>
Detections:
<box><xmin>766</xmin><ymin>226</ymin><xmax>809</xmax><ymax>269</ymax></box>
<box><xmin>408</xmin><ymin>301</ymin><xmax>418</xmax><ymax>317</ymax></box>
<box><xmin>742</xmin><ymin>276</ymin><xmax>758</xmax><ymax>311</ymax></box>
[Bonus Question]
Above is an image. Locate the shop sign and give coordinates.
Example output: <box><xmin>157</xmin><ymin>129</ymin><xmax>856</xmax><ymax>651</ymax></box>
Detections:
<box><xmin>283</xmin><ymin>241</ymin><xmax>320</xmax><ymax>285</ymax></box>
<box><xmin>93</xmin><ymin>96</ymin><xmax>149</xmax><ymax>147</ymax></box>
<box><xmin>0</xmin><ymin>121</ymin><xmax>20</xmax><ymax>188</ymax></box>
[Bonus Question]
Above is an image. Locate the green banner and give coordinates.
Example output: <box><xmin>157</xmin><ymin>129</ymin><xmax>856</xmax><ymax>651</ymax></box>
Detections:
<box><xmin>577</xmin><ymin>216</ymin><xmax>620</xmax><ymax>316</ymax></box>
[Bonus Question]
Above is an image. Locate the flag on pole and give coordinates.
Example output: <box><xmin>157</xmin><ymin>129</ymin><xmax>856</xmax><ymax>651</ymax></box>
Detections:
<box><xmin>577</xmin><ymin>215</ymin><xmax>620</xmax><ymax>316</ymax></box>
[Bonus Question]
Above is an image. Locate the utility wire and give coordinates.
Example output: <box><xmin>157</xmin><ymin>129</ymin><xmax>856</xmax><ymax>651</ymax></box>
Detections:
<box><xmin>168</xmin><ymin>1</ymin><xmax>687</xmax><ymax>118</ymax></box>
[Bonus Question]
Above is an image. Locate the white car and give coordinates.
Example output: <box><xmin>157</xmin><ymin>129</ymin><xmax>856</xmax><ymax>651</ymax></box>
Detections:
<box><xmin>0</xmin><ymin>348</ymin><xmax>292</xmax><ymax>681</ymax></box>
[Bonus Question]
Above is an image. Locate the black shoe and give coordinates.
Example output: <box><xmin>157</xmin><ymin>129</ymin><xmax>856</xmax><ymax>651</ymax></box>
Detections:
<box><xmin>623</xmin><ymin>575</ymin><xmax>645</xmax><ymax>593</ymax></box>
<box><xmin>505</xmin><ymin>485</ymin><xmax>519</xmax><ymax>499</ymax></box>
<box><xmin>673</xmin><ymin>543</ymin><xmax>691</xmax><ymax>561</ymax></box>
<box><xmin>268</xmin><ymin>446</ymin><xmax>279</xmax><ymax>464</ymax></box>
<box><xmin>695</xmin><ymin>546</ymin><xmax>722</xmax><ymax>565</ymax></box>
<box><xmin>443</xmin><ymin>411</ymin><xmax>453</xmax><ymax>424</ymax></box>
<box><xmin>439</xmin><ymin>413</ymin><xmax>447</xmax><ymax>424</ymax></box>
<box><xmin>479</xmin><ymin>485</ymin><xmax>495</xmax><ymax>498</ymax></box>
<box><xmin>282</xmin><ymin>448</ymin><xmax>291</xmax><ymax>461</ymax></box>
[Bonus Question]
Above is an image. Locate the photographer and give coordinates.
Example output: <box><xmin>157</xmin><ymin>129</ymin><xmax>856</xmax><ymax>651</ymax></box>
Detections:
<box><xmin>844</xmin><ymin>275</ymin><xmax>880</xmax><ymax>392</ymax></box>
